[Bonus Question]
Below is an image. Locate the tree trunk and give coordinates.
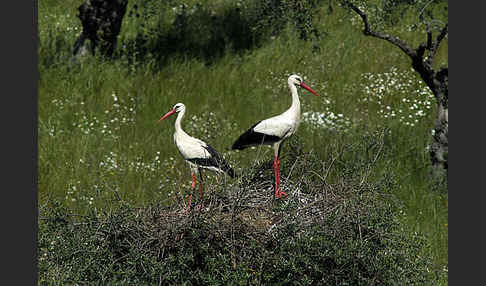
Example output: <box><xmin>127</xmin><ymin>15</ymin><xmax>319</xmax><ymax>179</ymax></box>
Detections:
<box><xmin>429</xmin><ymin>69</ymin><xmax>448</xmax><ymax>181</ymax></box>
<box><xmin>73</xmin><ymin>0</ymin><xmax>128</xmax><ymax>59</ymax></box>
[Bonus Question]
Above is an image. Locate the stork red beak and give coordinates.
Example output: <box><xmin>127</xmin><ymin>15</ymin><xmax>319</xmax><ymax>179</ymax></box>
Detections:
<box><xmin>300</xmin><ymin>82</ymin><xmax>320</xmax><ymax>96</ymax></box>
<box><xmin>158</xmin><ymin>109</ymin><xmax>176</xmax><ymax>123</ymax></box>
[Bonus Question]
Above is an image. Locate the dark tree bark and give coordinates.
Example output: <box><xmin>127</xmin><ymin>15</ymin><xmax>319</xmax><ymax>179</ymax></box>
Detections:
<box><xmin>343</xmin><ymin>1</ymin><xmax>448</xmax><ymax>181</ymax></box>
<box><xmin>73</xmin><ymin>0</ymin><xmax>129</xmax><ymax>58</ymax></box>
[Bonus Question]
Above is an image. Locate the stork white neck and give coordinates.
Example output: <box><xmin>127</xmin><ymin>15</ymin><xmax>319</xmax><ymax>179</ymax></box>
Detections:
<box><xmin>174</xmin><ymin>107</ymin><xmax>188</xmax><ymax>137</ymax></box>
<box><xmin>286</xmin><ymin>81</ymin><xmax>301</xmax><ymax>121</ymax></box>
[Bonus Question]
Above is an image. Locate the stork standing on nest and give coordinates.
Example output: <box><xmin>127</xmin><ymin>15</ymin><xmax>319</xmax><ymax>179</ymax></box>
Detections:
<box><xmin>231</xmin><ymin>74</ymin><xmax>319</xmax><ymax>198</ymax></box>
<box><xmin>159</xmin><ymin>103</ymin><xmax>235</xmax><ymax>212</ymax></box>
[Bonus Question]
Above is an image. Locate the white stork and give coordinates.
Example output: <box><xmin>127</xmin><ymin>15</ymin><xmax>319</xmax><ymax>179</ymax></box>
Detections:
<box><xmin>232</xmin><ymin>74</ymin><xmax>319</xmax><ymax>198</ymax></box>
<box><xmin>159</xmin><ymin>103</ymin><xmax>235</xmax><ymax>212</ymax></box>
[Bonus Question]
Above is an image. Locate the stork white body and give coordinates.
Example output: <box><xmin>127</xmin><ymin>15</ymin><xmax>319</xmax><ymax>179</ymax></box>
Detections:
<box><xmin>159</xmin><ymin>103</ymin><xmax>234</xmax><ymax>212</ymax></box>
<box><xmin>173</xmin><ymin>119</ymin><xmax>228</xmax><ymax>174</ymax></box>
<box><xmin>252</xmin><ymin>85</ymin><xmax>301</xmax><ymax>141</ymax></box>
<box><xmin>232</xmin><ymin>74</ymin><xmax>319</xmax><ymax>198</ymax></box>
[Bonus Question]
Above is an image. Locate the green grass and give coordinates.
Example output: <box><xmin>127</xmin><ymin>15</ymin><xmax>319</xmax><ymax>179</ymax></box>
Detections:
<box><xmin>38</xmin><ymin>0</ymin><xmax>448</xmax><ymax>283</ymax></box>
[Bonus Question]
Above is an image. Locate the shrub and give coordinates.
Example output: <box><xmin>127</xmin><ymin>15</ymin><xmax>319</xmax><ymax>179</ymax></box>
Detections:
<box><xmin>38</xmin><ymin>133</ymin><xmax>438</xmax><ymax>285</ymax></box>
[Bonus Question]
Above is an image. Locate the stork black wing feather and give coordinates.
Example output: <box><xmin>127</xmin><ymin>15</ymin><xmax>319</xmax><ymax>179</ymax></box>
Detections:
<box><xmin>232</xmin><ymin>121</ymin><xmax>281</xmax><ymax>150</ymax></box>
<box><xmin>188</xmin><ymin>144</ymin><xmax>235</xmax><ymax>178</ymax></box>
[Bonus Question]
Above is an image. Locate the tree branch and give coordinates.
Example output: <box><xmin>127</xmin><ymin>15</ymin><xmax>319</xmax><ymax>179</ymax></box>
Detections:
<box><xmin>343</xmin><ymin>1</ymin><xmax>417</xmax><ymax>58</ymax></box>
<box><xmin>342</xmin><ymin>1</ymin><xmax>449</xmax><ymax>92</ymax></box>
<box><xmin>426</xmin><ymin>23</ymin><xmax>448</xmax><ymax>65</ymax></box>
<box><xmin>426</xmin><ymin>24</ymin><xmax>433</xmax><ymax>50</ymax></box>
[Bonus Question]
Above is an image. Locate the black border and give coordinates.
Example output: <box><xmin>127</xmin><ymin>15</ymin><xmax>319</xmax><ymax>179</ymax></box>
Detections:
<box><xmin>1</xmin><ymin>0</ymin><xmax>37</xmax><ymax>284</ymax></box>
<box><xmin>450</xmin><ymin>1</ymin><xmax>477</xmax><ymax>284</ymax></box>
<box><xmin>34</xmin><ymin>0</ymin><xmax>39</xmax><ymax>283</ymax></box>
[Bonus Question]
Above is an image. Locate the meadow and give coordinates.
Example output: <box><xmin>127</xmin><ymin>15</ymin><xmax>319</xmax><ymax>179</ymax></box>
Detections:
<box><xmin>38</xmin><ymin>0</ymin><xmax>448</xmax><ymax>284</ymax></box>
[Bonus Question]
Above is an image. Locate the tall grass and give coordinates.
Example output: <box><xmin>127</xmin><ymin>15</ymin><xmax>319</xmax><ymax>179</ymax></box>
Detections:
<box><xmin>38</xmin><ymin>0</ymin><xmax>448</xmax><ymax>281</ymax></box>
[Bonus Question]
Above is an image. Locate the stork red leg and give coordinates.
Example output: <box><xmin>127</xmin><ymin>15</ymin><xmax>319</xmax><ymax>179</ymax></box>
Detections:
<box><xmin>277</xmin><ymin>160</ymin><xmax>283</xmax><ymax>197</ymax></box>
<box><xmin>274</xmin><ymin>156</ymin><xmax>287</xmax><ymax>198</ymax></box>
<box><xmin>273</xmin><ymin>157</ymin><xmax>279</xmax><ymax>198</ymax></box>
<box><xmin>195</xmin><ymin>170</ymin><xmax>204</xmax><ymax>212</ymax></box>
<box><xmin>186</xmin><ymin>173</ymin><xmax>196</xmax><ymax>213</ymax></box>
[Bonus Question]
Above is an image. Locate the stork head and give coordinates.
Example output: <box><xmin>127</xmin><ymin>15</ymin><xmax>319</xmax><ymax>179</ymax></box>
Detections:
<box><xmin>288</xmin><ymin>74</ymin><xmax>320</xmax><ymax>96</ymax></box>
<box><xmin>158</xmin><ymin>102</ymin><xmax>185</xmax><ymax>122</ymax></box>
<box><xmin>288</xmin><ymin>74</ymin><xmax>304</xmax><ymax>86</ymax></box>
